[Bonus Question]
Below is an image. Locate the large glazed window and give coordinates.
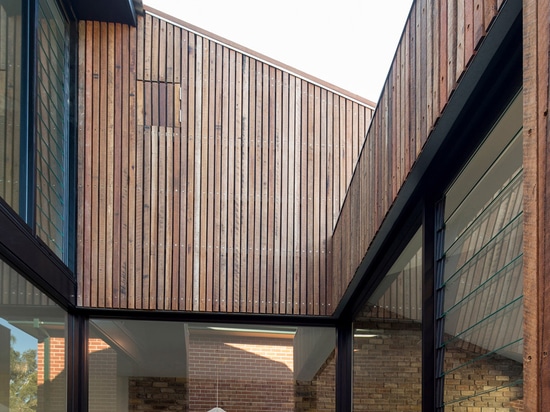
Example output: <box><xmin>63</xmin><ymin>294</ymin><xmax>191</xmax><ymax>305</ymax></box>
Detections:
<box><xmin>35</xmin><ymin>0</ymin><xmax>69</xmax><ymax>261</ymax></box>
<box><xmin>0</xmin><ymin>0</ymin><xmax>22</xmax><ymax>213</ymax></box>
<box><xmin>437</xmin><ymin>93</ymin><xmax>523</xmax><ymax>410</ymax></box>
<box><xmin>353</xmin><ymin>227</ymin><xmax>423</xmax><ymax>411</ymax></box>
<box><xmin>0</xmin><ymin>258</ymin><xmax>68</xmax><ymax>411</ymax></box>
<box><xmin>0</xmin><ymin>0</ymin><xmax>72</xmax><ymax>266</ymax></box>
<box><xmin>88</xmin><ymin>319</ymin><xmax>335</xmax><ymax>411</ymax></box>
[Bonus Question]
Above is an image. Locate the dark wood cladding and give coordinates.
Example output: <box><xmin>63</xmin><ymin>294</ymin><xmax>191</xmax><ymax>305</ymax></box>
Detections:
<box><xmin>77</xmin><ymin>12</ymin><xmax>374</xmax><ymax>313</ymax></box>
<box><xmin>331</xmin><ymin>0</ymin><xmax>502</xmax><ymax>307</ymax></box>
<box><xmin>523</xmin><ymin>0</ymin><xmax>550</xmax><ymax>409</ymax></box>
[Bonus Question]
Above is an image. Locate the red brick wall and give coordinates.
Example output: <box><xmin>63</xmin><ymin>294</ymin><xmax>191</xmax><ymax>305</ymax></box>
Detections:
<box><xmin>188</xmin><ymin>334</ymin><xmax>294</xmax><ymax>411</ymax></box>
<box><xmin>37</xmin><ymin>337</ymin><xmax>66</xmax><ymax>412</ymax></box>
<box><xmin>129</xmin><ymin>377</ymin><xmax>188</xmax><ymax>411</ymax></box>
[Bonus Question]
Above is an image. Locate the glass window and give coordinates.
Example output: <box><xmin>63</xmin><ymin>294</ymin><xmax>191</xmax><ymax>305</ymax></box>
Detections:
<box><xmin>0</xmin><ymin>258</ymin><xmax>68</xmax><ymax>411</ymax></box>
<box><xmin>35</xmin><ymin>0</ymin><xmax>70</xmax><ymax>261</ymax></box>
<box><xmin>353</xmin><ymin>228</ymin><xmax>423</xmax><ymax>411</ymax></box>
<box><xmin>437</xmin><ymin>93</ymin><xmax>523</xmax><ymax>410</ymax></box>
<box><xmin>88</xmin><ymin>319</ymin><xmax>335</xmax><ymax>411</ymax></box>
<box><xmin>0</xmin><ymin>0</ymin><xmax>22</xmax><ymax>213</ymax></box>
<box><xmin>0</xmin><ymin>0</ymin><xmax>72</xmax><ymax>266</ymax></box>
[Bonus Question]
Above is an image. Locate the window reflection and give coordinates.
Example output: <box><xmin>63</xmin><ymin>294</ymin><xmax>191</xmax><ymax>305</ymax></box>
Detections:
<box><xmin>438</xmin><ymin>93</ymin><xmax>523</xmax><ymax>411</ymax></box>
<box><xmin>0</xmin><ymin>0</ymin><xmax>22</xmax><ymax>214</ymax></box>
<box><xmin>0</xmin><ymin>259</ymin><xmax>67</xmax><ymax>412</ymax></box>
<box><xmin>88</xmin><ymin>320</ymin><xmax>335</xmax><ymax>411</ymax></box>
<box><xmin>353</xmin><ymin>228</ymin><xmax>422</xmax><ymax>411</ymax></box>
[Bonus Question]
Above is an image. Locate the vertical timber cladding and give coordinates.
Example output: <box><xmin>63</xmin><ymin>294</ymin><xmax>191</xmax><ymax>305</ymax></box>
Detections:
<box><xmin>331</xmin><ymin>0</ymin><xmax>502</xmax><ymax>308</ymax></box>
<box><xmin>77</xmin><ymin>12</ymin><xmax>374</xmax><ymax>313</ymax></box>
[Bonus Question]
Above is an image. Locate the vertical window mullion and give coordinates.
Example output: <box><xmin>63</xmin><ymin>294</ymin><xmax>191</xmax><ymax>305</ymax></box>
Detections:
<box><xmin>20</xmin><ymin>0</ymin><xmax>38</xmax><ymax>228</ymax></box>
<box><xmin>433</xmin><ymin>198</ymin><xmax>446</xmax><ymax>412</ymax></box>
<box><xmin>422</xmin><ymin>197</ymin><xmax>438</xmax><ymax>412</ymax></box>
<box><xmin>336</xmin><ymin>319</ymin><xmax>353</xmax><ymax>412</ymax></box>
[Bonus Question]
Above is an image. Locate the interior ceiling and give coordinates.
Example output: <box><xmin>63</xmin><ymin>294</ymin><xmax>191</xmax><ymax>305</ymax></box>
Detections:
<box><xmin>91</xmin><ymin>319</ymin><xmax>189</xmax><ymax>377</ymax></box>
<box><xmin>90</xmin><ymin>320</ymin><xmax>303</xmax><ymax>378</ymax></box>
<box><xmin>89</xmin><ymin>320</ymin><xmax>334</xmax><ymax>380</ymax></box>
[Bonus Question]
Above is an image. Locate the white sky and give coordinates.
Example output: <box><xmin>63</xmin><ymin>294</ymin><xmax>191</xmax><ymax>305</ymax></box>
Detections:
<box><xmin>142</xmin><ymin>1</ymin><xmax>413</xmax><ymax>102</ymax></box>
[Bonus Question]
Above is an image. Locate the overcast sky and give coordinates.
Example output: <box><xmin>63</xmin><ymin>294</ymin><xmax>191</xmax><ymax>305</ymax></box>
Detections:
<box><xmin>142</xmin><ymin>1</ymin><xmax>413</xmax><ymax>102</ymax></box>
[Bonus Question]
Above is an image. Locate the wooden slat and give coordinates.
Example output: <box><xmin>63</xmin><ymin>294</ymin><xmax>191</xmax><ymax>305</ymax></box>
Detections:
<box><xmin>247</xmin><ymin>58</ymin><xmax>256</xmax><ymax>313</ymax></box>
<box><xmin>220</xmin><ymin>46</ymin><xmax>230</xmax><ymax>312</ymax></box>
<box><xmin>280</xmin><ymin>71</ymin><xmax>289</xmax><ymax>314</ymax></box>
<box><xmin>227</xmin><ymin>49</ymin><xmax>236</xmax><ymax>312</ymax></box>
<box><xmin>253</xmin><ymin>60</ymin><xmax>262</xmax><ymax>314</ymax></box>
<box><xmin>240</xmin><ymin>55</ymin><xmax>250</xmax><ymax>312</ymax></box>
<box><xmin>206</xmin><ymin>42</ymin><xmax>216</xmax><ymax>312</ymax></box>
<box><xmin>179</xmin><ymin>30</ymin><xmax>189</xmax><ymax>310</ymax></box>
<box><xmin>261</xmin><ymin>63</ymin><xmax>270</xmax><ymax>313</ymax></box>
<box><xmin>273</xmin><ymin>68</ymin><xmax>282</xmax><ymax>314</ymax></box>
<box><xmin>320</xmin><ymin>88</ymin><xmax>328</xmax><ymax>315</ymax></box>
<box><xmin>198</xmin><ymin>37</ymin><xmax>207</xmax><ymax>311</ymax></box>
<box><xmin>113</xmin><ymin>23</ymin><xmax>123</xmax><ymax>308</ymax></box>
<box><xmin>213</xmin><ymin>43</ymin><xmax>223</xmax><ymax>312</ymax></box>
<box><xmin>135</xmin><ymin>79</ymin><xmax>144</xmax><ymax>309</ymax></box>
<box><xmin>524</xmin><ymin>0</ymin><xmax>550</xmax><ymax>409</ymax></box>
<box><xmin>157</xmin><ymin>126</ymin><xmax>167</xmax><ymax>308</ymax></box>
<box><xmin>293</xmin><ymin>77</ymin><xmax>302</xmax><ymax>314</ymax></box>
<box><xmin>125</xmin><ymin>24</ymin><xmax>135</xmax><ymax>308</ymax></box>
<box><xmin>313</xmin><ymin>86</ymin><xmax>321</xmax><ymax>315</ymax></box>
<box><xmin>439</xmin><ymin>0</ymin><xmax>448</xmax><ymax>112</ymax></box>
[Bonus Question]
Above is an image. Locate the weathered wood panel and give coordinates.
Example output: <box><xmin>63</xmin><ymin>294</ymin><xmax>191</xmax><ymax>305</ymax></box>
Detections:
<box><xmin>331</xmin><ymin>0</ymin><xmax>503</xmax><ymax>307</ymax></box>
<box><xmin>77</xmin><ymin>10</ymin><xmax>374</xmax><ymax>314</ymax></box>
<box><xmin>523</xmin><ymin>0</ymin><xmax>550</xmax><ymax>409</ymax></box>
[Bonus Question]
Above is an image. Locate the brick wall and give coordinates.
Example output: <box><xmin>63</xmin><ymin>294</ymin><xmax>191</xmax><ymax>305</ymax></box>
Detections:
<box><xmin>352</xmin><ymin>318</ymin><xmax>523</xmax><ymax>412</ymax></box>
<box><xmin>37</xmin><ymin>338</ymin><xmax>65</xmax><ymax>412</ymax></box>
<box><xmin>89</xmin><ymin>338</ymin><xmax>118</xmax><ymax>412</ymax></box>
<box><xmin>36</xmin><ymin>321</ymin><xmax>523</xmax><ymax>411</ymax></box>
<box><xmin>295</xmin><ymin>351</ymin><xmax>335</xmax><ymax>411</ymax></box>
<box><xmin>353</xmin><ymin>322</ymin><xmax>422</xmax><ymax>411</ymax></box>
<box><xmin>444</xmin><ymin>347</ymin><xmax>523</xmax><ymax>411</ymax></box>
<box><xmin>187</xmin><ymin>334</ymin><xmax>294</xmax><ymax>411</ymax></box>
<box><xmin>129</xmin><ymin>377</ymin><xmax>188</xmax><ymax>411</ymax></box>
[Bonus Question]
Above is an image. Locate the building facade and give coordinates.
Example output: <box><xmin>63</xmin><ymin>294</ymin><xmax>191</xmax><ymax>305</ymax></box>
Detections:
<box><xmin>0</xmin><ymin>0</ymin><xmax>547</xmax><ymax>410</ymax></box>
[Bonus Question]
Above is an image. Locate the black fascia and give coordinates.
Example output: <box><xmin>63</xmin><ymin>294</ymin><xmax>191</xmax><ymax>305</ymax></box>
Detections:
<box><xmin>65</xmin><ymin>0</ymin><xmax>141</xmax><ymax>26</ymax></box>
<box><xmin>79</xmin><ymin>307</ymin><xmax>338</xmax><ymax>328</ymax></box>
<box><xmin>0</xmin><ymin>198</ymin><xmax>77</xmax><ymax>310</ymax></box>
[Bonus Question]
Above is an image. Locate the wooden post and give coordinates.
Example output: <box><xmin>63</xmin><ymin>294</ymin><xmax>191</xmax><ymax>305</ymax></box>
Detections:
<box><xmin>523</xmin><ymin>0</ymin><xmax>550</xmax><ymax>409</ymax></box>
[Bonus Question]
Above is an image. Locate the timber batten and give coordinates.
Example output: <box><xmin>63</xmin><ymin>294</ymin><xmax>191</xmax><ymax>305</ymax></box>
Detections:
<box><xmin>77</xmin><ymin>10</ymin><xmax>373</xmax><ymax>313</ymax></box>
